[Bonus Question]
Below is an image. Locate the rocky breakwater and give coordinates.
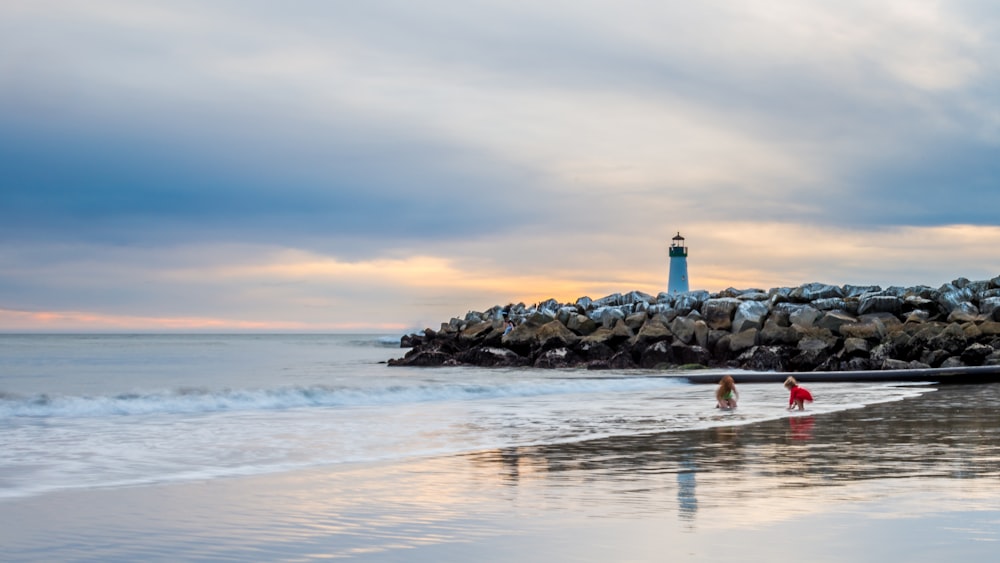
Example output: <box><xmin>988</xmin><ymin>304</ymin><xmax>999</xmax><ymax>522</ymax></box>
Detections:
<box><xmin>388</xmin><ymin>276</ymin><xmax>1000</xmax><ymax>372</ymax></box>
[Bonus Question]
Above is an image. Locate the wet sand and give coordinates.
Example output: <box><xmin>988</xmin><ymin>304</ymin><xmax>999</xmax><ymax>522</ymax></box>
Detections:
<box><xmin>2</xmin><ymin>383</ymin><xmax>998</xmax><ymax>561</ymax></box>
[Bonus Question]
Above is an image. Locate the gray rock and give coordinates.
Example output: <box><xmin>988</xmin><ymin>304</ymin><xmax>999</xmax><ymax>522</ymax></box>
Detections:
<box><xmin>576</xmin><ymin>340</ymin><xmax>615</xmax><ymax>362</ymax></box>
<box><xmin>937</xmin><ymin>288</ymin><xmax>974</xmax><ymax>312</ymax></box>
<box><xmin>673</xmin><ymin>343</ymin><xmax>710</xmax><ymax>366</ymax></box>
<box><xmin>858</xmin><ymin>295</ymin><xmax>903</xmax><ymax>316</ymax></box>
<box><xmin>673</xmin><ymin>293</ymin><xmax>701</xmax><ymax>315</ymax></box>
<box><xmin>576</xmin><ymin>296</ymin><xmax>593</xmax><ymax>310</ymax></box>
<box><xmin>593</xmin><ymin>293</ymin><xmax>623</xmax><ymax>307</ymax></box>
<box><xmin>732</xmin><ymin>300</ymin><xmax>769</xmax><ymax>333</ymax></box>
<box><xmin>589</xmin><ymin>306</ymin><xmax>626</xmax><ymax>328</ymax></box>
<box><xmin>567</xmin><ymin>314</ymin><xmax>598</xmax><ymax>336</ymax></box>
<box><xmin>460</xmin><ymin>347</ymin><xmax>530</xmax><ymax>367</ymax></box>
<box><xmin>634</xmin><ymin>319</ymin><xmax>673</xmax><ymax>347</ymax></box>
<box><xmin>701</xmin><ymin>298</ymin><xmax>741</xmax><ymax>330</ymax></box>
<box><xmin>789</xmin><ymin>305</ymin><xmax>821</xmax><ymax>328</ymax></box>
<box><xmin>639</xmin><ymin>340</ymin><xmax>674</xmax><ymax>368</ymax></box>
<box><xmin>842</xmin><ymin>337</ymin><xmax>870</xmax><ymax>356</ymax></box>
<box><xmin>946</xmin><ymin>302</ymin><xmax>980</xmax><ymax>323</ymax></box>
<box><xmin>555</xmin><ymin>306</ymin><xmax>577</xmax><ymax>326</ymax></box>
<box><xmin>536</xmin><ymin>320</ymin><xmax>581</xmax><ymax>351</ymax></box>
<box><xmin>728</xmin><ymin>328</ymin><xmax>758</xmax><ymax>353</ymax></box>
<box><xmin>812</xmin><ymin>298</ymin><xmax>847</xmax><ymax>311</ymax></box>
<box><xmin>759</xmin><ymin>319</ymin><xmax>800</xmax><ymax>345</ymax></box>
<box><xmin>979</xmin><ymin>297</ymin><xmax>1000</xmax><ymax>319</ymax></box>
<box><xmin>645</xmin><ymin>303</ymin><xmax>676</xmax><ymax>317</ymax></box>
<box><xmin>607</xmin><ymin>350</ymin><xmax>637</xmax><ymax>369</ymax></box>
<box><xmin>790</xmin><ymin>282</ymin><xmax>844</xmax><ymax>302</ymax></box>
<box><xmin>669</xmin><ymin>316</ymin><xmax>696</xmax><ymax>344</ymax></box>
<box><xmin>693</xmin><ymin>320</ymin><xmax>709</xmax><ymax>348</ymax></box>
<box><xmin>624</xmin><ymin>311</ymin><xmax>648</xmax><ymax>330</ymax></box>
<box><xmin>928</xmin><ymin>324</ymin><xmax>968</xmax><ymax>356</ymax></box>
<box><xmin>843</xmin><ymin>285</ymin><xmax>882</xmax><ymax>298</ymax></box>
<box><xmin>737</xmin><ymin>345</ymin><xmax>788</xmax><ymax>371</ymax></box>
<box><xmin>881</xmin><ymin>358</ymin><xmax>911</xmax><ymax>370</ymax></box>
<box><xmin>817</xmin><ymin>310</ymin><xmax>858</xmax><ymax>334</ymax></box>
<box><xmin>655</xmin><ymin>292</ymin><xmax>676</xmax><ymax>306</ymax></box>
<box><xmin>459</xmin><ymin>320</ymin><xmax>495</xmax><ymax>343</ymax></box>
<box><xmin>940</xmin><ymin>356</ymin><xmax>965</xmax><ymax>368</ymax></box>
<box><xmin>623</xmin><ymin>290</ymin><xmax>655</xmax><ymax>305</ymax></box>
<box><xmin>534</xmin><ymin>347</ymin><xmax>579</xmax><ymax>368</ymax></box>
<box><xmin>905</xmin><ymin>310</ymin><xmax>931</xmax><ymax>323</ymax></box>
<box><xmin>961</xmin><ymin>343</ymin><xmax>994</xmax><ymax>366</ymax></box>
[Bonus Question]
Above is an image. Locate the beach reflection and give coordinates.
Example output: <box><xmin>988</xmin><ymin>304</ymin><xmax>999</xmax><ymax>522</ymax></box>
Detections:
<box><xmin>465</xmin><ymin>384</ymin><xmax>1000</xmax><ymax>527</ymax></box>
<box><xmin>4</xmin><ymin>385</ymin><xmax>998</xmax><ymax>562</ymax></box>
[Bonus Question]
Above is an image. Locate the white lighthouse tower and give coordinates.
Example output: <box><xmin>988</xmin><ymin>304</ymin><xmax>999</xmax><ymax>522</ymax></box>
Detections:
<box><xmin>668</xmin><ymin>232</ymin><xmax>689</xmax><ymax>294</ymax></box>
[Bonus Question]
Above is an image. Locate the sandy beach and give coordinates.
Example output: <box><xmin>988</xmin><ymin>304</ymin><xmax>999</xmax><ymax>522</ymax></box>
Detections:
<box><xmin>2</xmin><ymin>382</ymin><xmax>997</xmax><ymax>562</ymax></box>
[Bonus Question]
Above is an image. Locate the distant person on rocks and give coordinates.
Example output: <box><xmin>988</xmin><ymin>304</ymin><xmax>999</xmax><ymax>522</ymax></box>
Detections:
<box><xmin>784</xmin><ymin>377</ymin><xmax>813</xmax><ymax>410</ymax></box>
<box><xmin>715</xmin><ymin>375</ymin><xmax>739</xmax><ymax>409</ymax></box>
<box><xmin>502</xmin><ymin>312</ymin><xmax>515</xmax><ymax>336</ymax></box>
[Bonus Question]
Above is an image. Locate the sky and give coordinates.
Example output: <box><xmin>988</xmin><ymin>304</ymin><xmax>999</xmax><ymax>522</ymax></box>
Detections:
<box><xmin>2</xmin><ymin>0</ymin><xmax>999</xmax><ymax>333</ymax></box>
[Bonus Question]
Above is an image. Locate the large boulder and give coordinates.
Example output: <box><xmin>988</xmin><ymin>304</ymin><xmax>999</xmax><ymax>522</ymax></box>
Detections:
<box><xmin>789</xmin><ymin>305</ymin><xmax>822</xmax><ymax>328</ymax></box>
<box><xmin>788</xmin><ymin>333</ymin><xmax>836</xmax><ymax>371</ymax></box>
<box><xmin>674</xmin><ymin>291</ymin><xmax>709</xmax><ymax>315</ymax></box>
<box><xmin>928</xmin><ymin>323</ymin><xmax>968</xmax><ymax>356</ymax></box>
<box><xmin>534</xmin><ymin>347</ymin><xmax>580</xmax><ymax>368</ymax></box>
<box><xmin>738</xmin><ymin>345</ymin><xmax>789</xmax><ymax>371</ymax></box>
<box><xmin>732</xmin><ymin>300</ymin><xmax>769</xmax><ymax>333</ymax></box>
<box><xmin>858</xmin><ymin>294</ymin><xmax>903</xmax><ymax>316</ymax></box>
<box><xmin>701</xmin><ymin>298</ymin><xmax>741</xmax><ymax>330</ymax></box>
<box><xmin>624</xmin><ymin>311</ymin><xmax>648</xmax><ymax>331</ymax></box>
<box><xmin>634</xmin><ymin>319</ymin><xmax>673</xmax><ymax>347</ymax></box>
<box><xmin>672</xmin><ymin>343</ymin><xmax>711</xmax><ymax>366</ymax></box>
<box><xmin>844</xmin><ymin>285</ymin><xmax>882</xmax><ymax>298</ymax></box>
<box><xmin>567</xmin><ymin>314</ymin><xmax>598</xmax><ymax>335</ymax></box>
<box><xmin>759</xmin><ymin>319</ymin><xmax>800</xmax><ymax>346</ymax></box>
<box><xmin>946</xmin><ymin>302</ymin><xmax>980</xmax><ymax>323</ymax></box>
<box><xmin>387</xmin><ymin>348</ymin><xmax>451</xmax><ymax>367</ymax></box>
<box><xmin>588</xmin><ymin>306</ymin><xmax>627</xmax><ymax>328</ymax></box>
<box><xmin>816</xmin><ymin>310</ymin><xmax>858</xmax><ymax>335</ymax></box>
<box><xmin>790</xmin><ymin>282</ymin><xmax>844</xmax><ymax>302</ymax></box>
<box><xmin>459</xmin><ymin>347</ymin><xmax>530</xmax><ymax>367</ymax></box>
<box><xmin>459</xmin><ymin>320</ymin><xmax>496</xmax><ymax>344</ymax></box>
<box><xmin>607</xmin><ymin>350</ymin><xmax>638</xmax><ymax>369</ymax></box>
<box><xmin>536</xmin><ymin>320</ymin><xmax>581</xmax><ymax>351</ymax></box>
<box><xmin>937</xmin><ymin>287</ymin><xmax>974</xmax><ymax>313</ymax></box>
<box><xmin>669</xmin><ymin>315</ymin><xmax>698</xmax><ymax>344</ymax></box>
<box><xmin>961</xmin><ymin>343</ymin><xmax>994</xmax><ymax>366</ymax></box>
<box><xmin>574</xmin><ymin>340</ymin><xmax>615</xmax><ymax>362</ymax></box>
<box><xmin>638</xmin><ymin>340</ymin><xmax>674</xmax><ymax>368</ymax></box>
<box><xmin>812</xmin><ymin>298</ymin><xmax>848</xmax><ymax>311</ymax></box>
<box><xmin>593</xmin><ymin>293</ymin><xmax>623</xmax><ymax>307</ymax></box>
<box><xmin>729</xmin><ymin>328</ymin><xmax>758</xmax><ymax>353</ymax></box>
<box><xmin>842</xmin><ymin>337</ymin><xmax>870</xmax><ymax>357</ymax></box>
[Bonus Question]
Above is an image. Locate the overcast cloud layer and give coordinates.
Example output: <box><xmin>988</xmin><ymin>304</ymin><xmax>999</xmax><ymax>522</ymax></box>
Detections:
<box><xmin>2</xmin><ymin>1</ymin><xmax>999</xmax><ymax>332</ymax></box>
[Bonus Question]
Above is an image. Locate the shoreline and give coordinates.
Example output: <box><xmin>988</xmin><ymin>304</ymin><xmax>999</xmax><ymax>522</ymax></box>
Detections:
<box><xmin>2</xmin><ymin>383</ymin><xmax>998</xmax><ymax>561</ymax></box>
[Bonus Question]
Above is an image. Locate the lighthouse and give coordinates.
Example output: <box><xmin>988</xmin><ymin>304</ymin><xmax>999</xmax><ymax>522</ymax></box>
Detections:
<box><xmin>668</xmin><ymin>232</ymin><xmax>689</xmax><ymax>294</ymax></box>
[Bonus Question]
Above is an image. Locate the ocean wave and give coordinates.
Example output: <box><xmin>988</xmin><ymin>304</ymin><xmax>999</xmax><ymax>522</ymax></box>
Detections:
<box><xmin>0</xmin><ymin>377</ymin><xmax>685</xmax><ymax>418</ymax></box>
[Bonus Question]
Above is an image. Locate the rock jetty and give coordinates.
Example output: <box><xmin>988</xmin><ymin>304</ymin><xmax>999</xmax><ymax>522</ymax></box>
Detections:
<box><xmin>388</xmin><ymin>276</ymin><xmax>1000</xmax><ymax>372</ymax></box>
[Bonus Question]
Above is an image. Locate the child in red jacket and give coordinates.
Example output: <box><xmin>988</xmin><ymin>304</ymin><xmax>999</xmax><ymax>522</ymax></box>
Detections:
<box><xmin>784</xmin><ymin>376</ymin><xmax>813</xmax><ymax>410</ymax></box>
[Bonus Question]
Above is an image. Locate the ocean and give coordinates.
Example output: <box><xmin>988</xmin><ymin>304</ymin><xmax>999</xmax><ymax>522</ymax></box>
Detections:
<box><xmin>2</xmin><ymin>334</ymin><xmax>997</xmax><ymax>561</ymax></box>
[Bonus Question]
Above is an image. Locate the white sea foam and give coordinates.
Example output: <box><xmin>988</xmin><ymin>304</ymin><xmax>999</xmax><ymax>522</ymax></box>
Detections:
<box><xmin>0</xmin><ymin>334</ymin><xmax>938</xmax><ymax>501</ymax></box>
<box><xmin>0</xmin><ymin>377</ymin><xmax>688</xmax><ymax>418</ymax></box>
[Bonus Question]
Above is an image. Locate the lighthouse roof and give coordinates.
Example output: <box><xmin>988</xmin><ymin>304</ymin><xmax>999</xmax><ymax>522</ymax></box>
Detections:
<box><xmin>672</xmin><ymin>232</ymin><xmax>685</xmax><ymax>241</ymax></box>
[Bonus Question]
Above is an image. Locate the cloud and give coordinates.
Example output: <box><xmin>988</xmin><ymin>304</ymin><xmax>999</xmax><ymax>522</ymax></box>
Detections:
<box><xmin>1</xmin><ymin>1</ymin><xmax>999</xmax><ymax>330</ymax></box>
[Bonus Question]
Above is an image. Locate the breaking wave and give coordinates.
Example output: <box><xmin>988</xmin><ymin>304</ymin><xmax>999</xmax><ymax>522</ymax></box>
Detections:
<box><xmin>1</xmin><ymin>376</ymin><xmax>686</xmax><ymax>418</ymax></box>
